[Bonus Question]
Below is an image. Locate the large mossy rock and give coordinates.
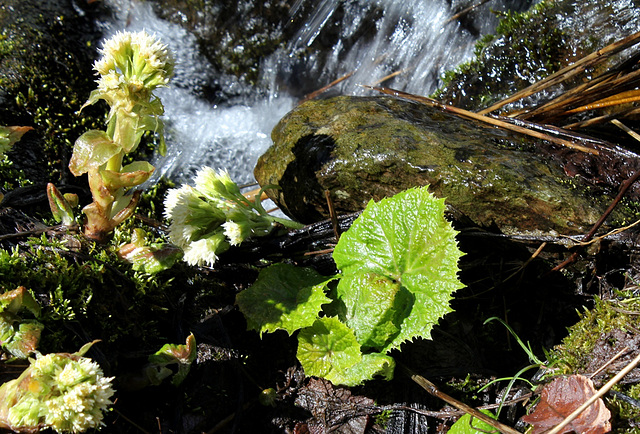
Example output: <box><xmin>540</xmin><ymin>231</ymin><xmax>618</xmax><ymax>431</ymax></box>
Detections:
<box><xmin>254</xmin><ymin>95</ymin><xmax>635</xmax><ymax>234</ymax></box>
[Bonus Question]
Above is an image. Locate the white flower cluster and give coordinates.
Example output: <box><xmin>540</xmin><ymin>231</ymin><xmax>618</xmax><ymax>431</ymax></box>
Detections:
<box><xmin>164</xmin><ymin>167</ymin><xmax>278</xmax><ymax>267</ymax></box>
<box><xmin>94</xmin><ymin>30</ymin><xmax>174</xmax><ymax>98</ymax></box>
<box><xmin>5</xmin><ymin>353</ymin><xmax>115</xmax><ymax>433</ymax></box>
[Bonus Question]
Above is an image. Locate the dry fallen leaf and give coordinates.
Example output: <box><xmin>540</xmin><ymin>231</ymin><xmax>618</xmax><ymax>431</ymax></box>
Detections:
<box><xmin>294</xmin><ymin>377</ymin><xmax>378</xmax><ymax>434</ymax></box>
<box><xmin>521</xmin><ymin>374</ymin><xmax>611</xmax><ymax>434</ymax></box>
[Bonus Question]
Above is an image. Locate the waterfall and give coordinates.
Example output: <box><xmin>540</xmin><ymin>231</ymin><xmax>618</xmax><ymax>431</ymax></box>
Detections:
<box><xmin>98</xmin><ymin>0</ymin><xmax>533</xmax><ymax>185</ymax></box>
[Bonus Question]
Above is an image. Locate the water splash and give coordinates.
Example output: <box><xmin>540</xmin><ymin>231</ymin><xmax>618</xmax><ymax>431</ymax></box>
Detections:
<box><xmin>98</xmin><ymin>0</ymin><xmax>532</xmax><ymax>185</ymax></box>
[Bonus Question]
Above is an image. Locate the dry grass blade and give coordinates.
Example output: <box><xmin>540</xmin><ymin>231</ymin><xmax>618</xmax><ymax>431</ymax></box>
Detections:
<box><xmin>365</xmin><ymin>85</ymin><xmax>601</xmax><ymax>154</ymax></box>
<box><xmin>445</xmin><ymin>0</ymin><xmax>494</xmax><ymax>24</ymax></box>
<box><xmin>522</xmin><ymin>57</ymin><xmax>640</xmax><ymax>123</ymax></box>
<box><xmin>545</xmin><ymin>351</ymin><xmax>640</xmax><ymax>434</ymax></box>
<box><xmin>478</xmin><ymin>30</ymin><xmax>640</xmax><ymax>115</ymax></box>
<box><xmin>301</xmin><ymin>71</ymin><xmax>355</xmax><ymax>103</ymax></box>
<box><xmin>563</xmin><ymin>89</ymin><xmax>640</xmax><ymax>115</ymax></box>
<box><xmin>612</xmin><ymin>119</ymin><xmax>640</xmax><ymax>142</ymax></box>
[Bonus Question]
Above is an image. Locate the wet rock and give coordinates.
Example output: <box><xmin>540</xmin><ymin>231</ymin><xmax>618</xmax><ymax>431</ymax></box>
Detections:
<box><xmin>436</xmin><ymin>0</ymin><xmax>640</xmax><ymax>112</ymax></box>
<box><xmin>255</xmin><ymin>95</ymin><xmax>635</xmax><ymax>234</ymax></box>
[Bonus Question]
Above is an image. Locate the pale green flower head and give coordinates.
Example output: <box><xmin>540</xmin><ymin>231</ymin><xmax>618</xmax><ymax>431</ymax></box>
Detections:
<box><xmin>94</xmin><ymin>30</ymin><xmax>174</xmax><ymax>99</ymax></box>
<box><xmin>194</xmin><ymin>167</ymin><xmax>243</xmax><ymax>204</ymax></box>
<box><xmin>164</xmin><ymin>184</ymin><xmax>227</xmax><ymax>248</ymax></box>
<box><xmin>1</xmin><ymin>352</ymin><xmax>115</xmax><ymax>433</ymax></box>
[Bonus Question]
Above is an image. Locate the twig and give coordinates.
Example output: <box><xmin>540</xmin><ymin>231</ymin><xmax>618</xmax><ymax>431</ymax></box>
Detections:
<box><xmin>325</xmin><ymin>190</ymin><xmax>340</xmax><ymax>242</ymax></box>
<box><xmin>402</xmin><ymin>365</ymin><xmax>522</xmax><ymax>434</ymax></box>
<box><xmin>301</xmin><ymin>71</ymin><xmax>355</xmax><ymax>103</ymax></box>
<box><xmin>546</xmin><ymin>351</ymin><xmax>640</xmax><ymax>434</ymax></box>
<box><xmin>612</xmin><ymin>119</ymin><xmax>640</xmax><ymax>142</ymax></box>
<box><xmin>445</xmin><ymin>0</ymin><xmax>494</xmax><ymax>24</ymax></box>
<box><xmin>551</xmin><ymin>169</ymin><xmax>640</xmax><ymax>272</ymax></box>
<box><xmin>589</xmin><ymin>346</ymin><xmax>630</xmax><ymax>380</ymax></box>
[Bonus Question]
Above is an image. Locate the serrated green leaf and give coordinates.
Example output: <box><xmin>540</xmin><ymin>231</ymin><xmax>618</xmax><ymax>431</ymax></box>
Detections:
<box><xmin>236</xmin><ymin>264</ymin><xmax>333</xmax><ymax>336</ymax></box>
<box><xmin>448</xmin><ymin>409</ymin><xmax>497</xmax><ymax>434</ymax></box>
<box><xmin>297</xmin><ymin>317</ymin><xmax>395</xmax><ymax>386</ymax></box>
<box><xmin>330</xmin><ymin>352</ymin><xmax>396</xmax><ymax>387</ymax></box>
<box><xmin>336</xmin><ymin>272</ymin><xmax>413</xmax><ymax>350</ymax></box>
<box><xmin>333</xmin><ymin>186</ymin><xmax>464</xmax><ymax>353</ymax></box>
<box><xmin>297</xmin><ymin>317</ymin><xmax>362</xmax><ymax>383</ymax></box>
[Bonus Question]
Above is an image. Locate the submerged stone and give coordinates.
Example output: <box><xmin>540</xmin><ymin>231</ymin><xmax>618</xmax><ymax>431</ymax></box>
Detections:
<box><xmin>255</xmin><ymin>95</ymin><xmax>634</xmax><ymax>234</ymax></box>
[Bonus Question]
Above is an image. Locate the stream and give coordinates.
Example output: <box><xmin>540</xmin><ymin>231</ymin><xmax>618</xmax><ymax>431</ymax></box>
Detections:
<box><xmin>97</xmin><ymin>0</ymin><xmax>535</xmax><ymax>186</ymax></box>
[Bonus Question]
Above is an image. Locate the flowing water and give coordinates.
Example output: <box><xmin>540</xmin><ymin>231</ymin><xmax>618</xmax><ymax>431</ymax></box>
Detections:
<box><xmin>98</xmin><ymin>0</ymin><xmax>534</xmax><ymax>185</ymax></box>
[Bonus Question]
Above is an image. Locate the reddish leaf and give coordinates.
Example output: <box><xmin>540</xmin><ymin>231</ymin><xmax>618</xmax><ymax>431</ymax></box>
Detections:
<box><xmin>521</xmin><ymin>375</ymin><xmax>611</xmax><ymax>434</ymax></box>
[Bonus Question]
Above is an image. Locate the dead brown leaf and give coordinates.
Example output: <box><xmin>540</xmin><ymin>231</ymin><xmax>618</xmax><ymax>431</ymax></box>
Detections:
<box><xmin>294</xmin><ymin>377</ymin><xmax>378</xmax><ymax>434</ymax></box>
<box><xmin>521</xmin><ymin>374</ymin><xmax>611</xmax><ymax>434</ymax></box>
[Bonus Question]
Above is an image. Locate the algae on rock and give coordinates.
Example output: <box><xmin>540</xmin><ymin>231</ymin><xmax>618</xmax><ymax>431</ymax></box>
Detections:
<box><xmin>255</xmin><ymin>95</ymin><xmax>635</xmax><ymax>234</ymax></box>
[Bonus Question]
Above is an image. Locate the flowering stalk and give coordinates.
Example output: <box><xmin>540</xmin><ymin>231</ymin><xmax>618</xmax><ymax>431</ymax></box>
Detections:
<box><xmin>0</xmin><ymin>342</ymin><xmax>115</xmax><ymax>433</ymax></box>
<box><xmin>68</xmin><ymin>31</ymin><xmax>174</xmax><ymax>243</ymax></box>
<box><xmin>164</xmin><ymin>167</ymin><xmax>303</xmax><ymax>267</ymax></box>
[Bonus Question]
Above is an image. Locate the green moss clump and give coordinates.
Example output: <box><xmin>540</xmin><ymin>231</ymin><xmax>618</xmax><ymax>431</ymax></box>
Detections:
<box><xmin>0</xmin><ymin>1</ymin><xmax>106</xmax><ymax>186</ymax></box>
<box><xmin>546</xmin><ymin>291</ymin><xmax>640</xmax><ymax>431</ymax></box>
<box><xmin>434</xmin><ymin>0</ymin><xmax>570</xmax><ymax>111</ymax></box>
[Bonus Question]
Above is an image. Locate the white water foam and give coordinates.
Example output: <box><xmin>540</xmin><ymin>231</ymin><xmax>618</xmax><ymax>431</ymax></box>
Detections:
<box><xmin>98</xmin><ymin>0</ymin><xmax>531</xmax><ymax>185</ymax></box>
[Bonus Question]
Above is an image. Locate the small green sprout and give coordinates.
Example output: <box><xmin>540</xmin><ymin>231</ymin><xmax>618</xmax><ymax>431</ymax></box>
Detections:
<box><xmin>0</xmin><ymin>342</ymin><xmax>115</xmax><ymax>433</ymax></box>
<box><xmin>0</xmin><ymin>286</ymin><xmax>43</xmax><ymax>359</ymax></box>
<box><xmin>0</xmin><ymin>126</ymin><xmax>32</xmax><ymax>157</ymax></box>
<box><xmin>163</xmin><ymin>167</ymin><xmax>303</xmax><ymax>267</ymax></box>
<box><xmin>117</xmin><ymin>228</ymin><xmax>183</xmax><ymax>274</ymax></box>
<box><xmin>0</xmin><ymin>125</ymin><xmax>32</xmax><ymax>204</ymax></box>
<box><xmin>68</xmin><ymin>30</ymin><xmax>174</xmax><ymax>243</ymax></box>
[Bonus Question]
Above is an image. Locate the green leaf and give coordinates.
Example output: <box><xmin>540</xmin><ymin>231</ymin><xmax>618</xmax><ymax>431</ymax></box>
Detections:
<box><xmin>236</xmin><ymin>263</ymin><xmax>333</xmax><ymax>336</ymax></box>
<box><xmin>336</xmin><ymin>272</ymin><xmax>413</xmax><ymax>350</ymax></box>
<box><xmin>331</xmin><ymin>352</ymin><xmax>395</xmax><ymax>386</ymax></box>
<box><xmin>297</xmin><ymin>317</ymin><xmax>394</xmax><ymax>386</ymax></box>
<box><xmin>448</xmin><ymin>410</ymin><xmax>498</xmax><ymax>434</ymax></box>
<box><xmin>147</xmin><ymin>333</ymin><xmax>197</xmax><ymax>386</ymax></box>
<box><xmin>100</xmin><ymin>161</ymin><xmax>155</xmax><ymax>189</ymax></box>
<box><xmin>2</xmin><ymin>321</ymin><xmax>44</xmax><ymax>359</ymax></box>
<box><xmin>69</xmin><ymin>130</ymin><xmax>121</xmax><ymax>176</ymax></box>
<box><xmin>296</xmin><ymin>317</ymin><xmax>363</xmax><ymax>384</ymax></box>
<box><xmin>333</xmin><ymin>186</ymin><xmax>464</xmax><ymax>353</ymax></box>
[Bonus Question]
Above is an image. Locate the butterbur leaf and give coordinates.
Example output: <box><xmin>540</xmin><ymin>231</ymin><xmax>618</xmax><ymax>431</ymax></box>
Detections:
<box><xmin>118</xmin><ymin>242</ymin><xmax>183</xmax><ymax>274</ymax></box>
<box><xmin>46</xmin><ymin>183</ymin><xmax>75</xmax><ymax>226</ymax></box>
<box><xmin>297</xmin><ymin>317</ymin><xmax>363</xmax><ymax>386</ymax></box>
<box><xmin>69</xmin><ymin>130</ymin><xmax>120</xmax><ymax>176</ymax></box>
<box><xmin>0</xmin><ymin>126</ymin><xmax>32</xmax><ymax>155</ymax></box>
<box><xmin>100</xmin><ymin>161</ymin><xmax>155</xmax><ymax>189</ymax></box>
<box><xmin>148</xmin><ymin>333</ymin><xmax>196</xmax><ymax>386</ymax></box>
<box><xmin>236</xmin><ymin>264</ymin><xmax>333</xmax><ymax>336</ymax></box>
<box><xmin>0</xmin><ymin>287</ymin><xmax>41</xmax><ymax>317</ymax></box>
<box><xmin>333</xmin><ymin>186</ymin><xmax>464</xmax><ymax>353</ymax></box>
<box><xmin>297</xmin><ymin>317</ymin><xmax>393</xmax><ymax>386</ymax></box>
<box><xmin>336</xmin><ymin>272</ymin><xmax>413</xmax><ymax>350</ymax></box>
<box><xmin>3</xmin><ymin>321</ymin><xmax>44</xmax><ymax>359</ymax></box>
<box><xmin>449</xmin><ymin>410</ymin><xmax>498</xmax><ymax>434</ymax></box>
<box><xmin>521</xmin><ymin>375</ymin><xmax>611</xmax><ymax>434</ymax></box>
<box><xmin>0</xmin><ymin>288</ymin><xmax>43</xmax><ymax>358</ymax></box>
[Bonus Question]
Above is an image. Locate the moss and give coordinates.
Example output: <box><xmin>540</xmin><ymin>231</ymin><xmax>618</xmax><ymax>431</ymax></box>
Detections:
<box><xmin>0</xmin><ymin>1</ymin><xmax>106</xmax><ymax>186</ymax></box>
<box><xmin>433</xmin><ymin>0</ymin><xmax>571</xmax><ymax>111</ymax></box>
